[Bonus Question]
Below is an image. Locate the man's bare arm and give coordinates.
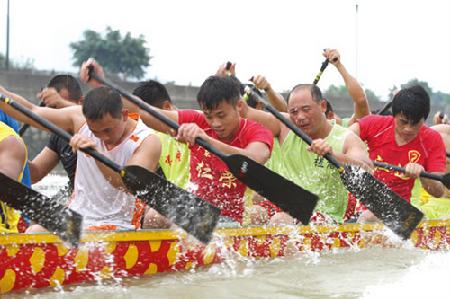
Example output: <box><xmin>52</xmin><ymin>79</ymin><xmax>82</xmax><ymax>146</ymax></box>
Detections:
<box><xmin>0</xmin><ymin>136</ymin><xmax>26</xmax><ymax>180</ymax></box>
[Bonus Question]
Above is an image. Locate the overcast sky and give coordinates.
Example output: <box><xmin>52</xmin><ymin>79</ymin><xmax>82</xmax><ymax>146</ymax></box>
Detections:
<box><xmin>0</xmin><ymin>0</ymin><xmax>449</xmax><ymax>100</ymax></box>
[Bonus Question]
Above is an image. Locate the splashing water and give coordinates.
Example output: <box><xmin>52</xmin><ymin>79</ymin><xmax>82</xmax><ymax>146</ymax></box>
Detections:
<box><xmin>20</xmin><ymin>175</ymin><xmax>450</xmax><ymax>299</ymax></box>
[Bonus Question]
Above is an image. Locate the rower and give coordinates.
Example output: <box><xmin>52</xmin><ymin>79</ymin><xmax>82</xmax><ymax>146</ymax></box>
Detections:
<box><xmin>28</xmin><ymin>75</ymin><xmax>82</xmax><ymax>203</ymax></box>
<box><xmin>0</xmin><ymin>84</ymin><xmax>162</xmax><ymax>231</ymax></box>
<box><xmin>0</xmin><ymin>121</ymin><xmax>27</xmax><ymax>233</ymax></box>
<box><xmin>131</xmin><ymin>80</ymin><xmax>190</xmax><ymax>229</ymax></box>
<box><xmin>349</xmin><ymin>85</ymin><xmax>446</xmax><ymax>222</ymax></box>
<box><xmin>241</xmin><ymin>81</ymin><xmax>372</xmax><ymax>225</ymax></box>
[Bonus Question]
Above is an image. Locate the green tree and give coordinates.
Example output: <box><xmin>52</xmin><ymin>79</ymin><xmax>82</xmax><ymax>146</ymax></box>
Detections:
<box><xmin>323</xmin><ymin>84</ymin><xmax>381</xmax><ymax>103</ymax></box>
<box><xmin>70</xmin><ymin>27</ymin><xmax>151</xmax><ymax>80</ymax></box>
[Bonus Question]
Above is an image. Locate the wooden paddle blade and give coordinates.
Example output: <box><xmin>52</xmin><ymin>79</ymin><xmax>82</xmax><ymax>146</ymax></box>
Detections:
<box><xmin>0</xmin><ymin>172</ymin><xmax>83</xmax><ymax>247</ymax></box>
<box><xmin>340</xmin><ymin>165</ymin><xmax>423</xmax><ymax>240</ymax></box>
<box><xmin>122</xmin><ymin>165</ymin><xmax>221</xmax><ymax>243</ymax></box>
<box><xmin>223</xmin><ymin>154</ymin><xmax>319</xmax><ymax>225</ymax></box>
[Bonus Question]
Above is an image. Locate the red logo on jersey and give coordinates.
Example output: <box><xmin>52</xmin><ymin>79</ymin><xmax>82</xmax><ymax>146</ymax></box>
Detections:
<box><xmin>408</xmin><ymin>150</ymin><xmax>420</xmax><ymax>163</ymax></box>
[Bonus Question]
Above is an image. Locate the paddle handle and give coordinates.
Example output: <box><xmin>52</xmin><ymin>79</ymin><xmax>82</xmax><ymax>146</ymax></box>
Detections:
<box><xmin>245</xmin><ymin>86</ymin><xmax>341</xmax><ymax>169</ymax></box>
<box><xmin>313</xmin><ymin>59</ymin><xmax>329</xmax><ymax>85</ymax></box>
<box><xmin>373</xmin><ymin>161</ymin><xmax>443</xmax><ymax>182</ymax></box>
<box><xmin>0</xmin><ymin>96</ymin><xmax>123</xmax><ymax>173</ymax></box>
<box><xmin>88</xmin><ymin>70</ymin><xmax>227</xmax><ymax>159</ymax></box>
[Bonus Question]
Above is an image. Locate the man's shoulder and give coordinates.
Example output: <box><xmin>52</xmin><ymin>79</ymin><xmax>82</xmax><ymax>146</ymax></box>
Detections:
<box><xmin>420</xmin><ymin>125</ymin><xmax>445</xmax><ymax>143</ymax></box>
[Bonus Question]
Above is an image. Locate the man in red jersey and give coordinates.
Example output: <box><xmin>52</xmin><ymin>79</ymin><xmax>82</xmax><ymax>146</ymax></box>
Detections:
<box><xmin>82</xmin><ymin>60</ymin><xmax>274</xmax><ymax>225</ymax></box>
<box><xmin>349</xmin><ymin>85</ymin><xmax>446</xmax><ymax>222</ymax></box>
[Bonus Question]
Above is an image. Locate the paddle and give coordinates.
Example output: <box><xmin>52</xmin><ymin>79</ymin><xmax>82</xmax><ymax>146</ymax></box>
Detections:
<box><xmin>244</xmin><ymin>86</ymin><xmax>424</xmax><ymax>240</ymax></box>
<box><xmin>376</xmin><ymin>100</ymin><xmax>392</xmax><ymax>116</ymax></box>
<box><xmin>312</xmin><ymin>55</ymin><xmax>338</xmax><ymax>85</ymax></box>
<box><xmin>373</xmin><ymin>161</ymin><xmax>450</xmax><ymax>189</ymax></box>
<box><xmin>0</xmin><ymin>95</ymin><xmax>220</xmax><ymax>244</ymax></box>
<box><xmin>0</xmin><ymin>169</ymin><xmax>82</xmax><ymax>246</ymax></box>
<box><xmin>88</xmin><ymin>70</ymin><xmax>319</xmax><ymax>225</ymax></box>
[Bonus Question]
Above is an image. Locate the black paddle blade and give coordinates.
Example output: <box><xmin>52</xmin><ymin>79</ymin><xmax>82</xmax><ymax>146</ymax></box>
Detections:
<box><xmin>122</xmin><ymin>165</ymin><xmax>221</xmax><ymax>243</ymax></box>
<box><xmin>340</xmin><ymin>165</ymin><xmax>424</xmax><ymax>240</ymax></box>
<box><xmin>0</xmin><ymin>172</ymin><xmax>82</xmax><ymax>247</ymax></box>
<box><xmin>223</xmin><ymin>154</ymin><xmax>319</xmax><ymax>225</ymax></box>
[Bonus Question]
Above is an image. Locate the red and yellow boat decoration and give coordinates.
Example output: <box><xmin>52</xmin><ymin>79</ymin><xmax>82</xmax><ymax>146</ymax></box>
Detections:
<box><xmin>1</xmin><ymin>219</ymin><xmax>449</xmax><ymax>294</ymax></box>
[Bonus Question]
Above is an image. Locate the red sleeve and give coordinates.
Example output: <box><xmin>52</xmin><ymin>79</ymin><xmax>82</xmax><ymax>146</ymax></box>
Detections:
<box><xmin>424</xmin><ymin>129</ymin><xmax>446</xmax><ymax>173</ymax></box>
<box><xmin>357</xmin><ymin>115</ymin><xmax>390</xmax><ymax>141</ymax></box>
<box><xmin>177</xmin><ymin>110</ymin><xmax>208</xmax><ymax>128</ymax></box>
<box><xmin>241</xmin><ymin>120</ymin><xmax>274</xmax><ymax>153</ymax></box>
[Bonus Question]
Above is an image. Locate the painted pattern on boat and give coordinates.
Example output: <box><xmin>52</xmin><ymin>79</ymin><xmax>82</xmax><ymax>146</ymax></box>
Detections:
<box><xmin>0</xmin><ymin>220</ymin><xmax>449</xmax><ymax>294</ymax></box>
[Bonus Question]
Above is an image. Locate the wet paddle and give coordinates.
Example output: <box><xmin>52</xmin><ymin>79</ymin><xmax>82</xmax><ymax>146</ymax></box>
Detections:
<box><xmin>373</xmin><ymin>161</ymin><xmax>450</xmax><ymax>189</ymax></box>
<box><xmin>0</xmin><ymin>172</ymin><xmax>82</xmax><ymax>246</ymax></box>
<box><xmin>88</xmin><ymin>71</ymin><xmax>319</xmax><ymax>225</ymax></box>
<box><xmin>0</xmin><ymin>96</ymin><xmax>220</xmax><ymax>244</ymax></box>
<box><xmin>244</xmin><ymin>86</ymin><xmax>424</xmax><ymax>240</ymax></box>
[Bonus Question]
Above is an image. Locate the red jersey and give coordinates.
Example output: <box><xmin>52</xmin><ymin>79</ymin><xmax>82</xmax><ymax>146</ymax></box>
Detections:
<box><xmin>178</xmin><ymin>110</ymin><xmax>273</xmax><ymax>223</ymax></box>
<box><xmin>358</xmin><ymin>115</ymin><xmax>446</xmax><ymax>201</ymax></box>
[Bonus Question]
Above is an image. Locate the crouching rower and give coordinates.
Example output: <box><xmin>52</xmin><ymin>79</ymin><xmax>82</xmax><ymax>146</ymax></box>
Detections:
<box><xmin>0</xmin><ymin>85</ymin><xmax>162</xmax><ymax>231</ymax></box>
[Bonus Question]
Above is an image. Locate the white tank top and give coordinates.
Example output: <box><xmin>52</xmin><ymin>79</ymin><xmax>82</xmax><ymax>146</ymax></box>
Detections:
<box><xmin>70</xmin><ymin>119</ymin><xmax>153</xmax><ymax>229</ymax></box>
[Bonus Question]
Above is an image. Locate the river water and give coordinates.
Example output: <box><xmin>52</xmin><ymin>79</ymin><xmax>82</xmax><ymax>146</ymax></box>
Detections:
<box><xmin>9</xmin><ymin>175</ymin><xmax>449</xmax><ymax>298</ymax></box>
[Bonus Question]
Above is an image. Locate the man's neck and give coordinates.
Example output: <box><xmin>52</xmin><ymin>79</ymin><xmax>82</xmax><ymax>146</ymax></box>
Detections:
<box><xmin>309</xmin><ymin>120</ymin><xmax>333</xmax><ymax>140</ymax></box>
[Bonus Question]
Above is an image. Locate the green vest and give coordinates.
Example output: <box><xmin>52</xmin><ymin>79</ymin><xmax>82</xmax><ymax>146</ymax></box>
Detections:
<box><xmin>157</xmin><ymin>132</ymin><xmax>190</xmax><ymax>188</ymax></box>
<box><xmin>279</xmin><ymin>125</ymin><xmax>349</xmax><ymax>223</ymax></box>
<box><xmin>411</xmin><ymin>179</ymin><xmax>450</xmax><ymax>219</ymax></box>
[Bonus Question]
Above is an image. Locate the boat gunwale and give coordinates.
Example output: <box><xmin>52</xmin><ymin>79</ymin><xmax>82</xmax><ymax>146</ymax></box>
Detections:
<box><xmin>0</xmin><ymin>219</ymin><xmax>448</xmax><ymax>245</ymax></box>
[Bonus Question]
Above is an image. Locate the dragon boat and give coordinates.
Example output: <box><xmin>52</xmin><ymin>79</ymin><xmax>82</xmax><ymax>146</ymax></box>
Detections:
<box><xmin>1</xmin><ymin>219</ymin><xmax>449</xmax><ymax>294</ymax></box>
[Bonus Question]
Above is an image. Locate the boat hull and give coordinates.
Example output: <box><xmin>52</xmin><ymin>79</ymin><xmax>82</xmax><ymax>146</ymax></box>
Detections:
<box><xmin>1</xmin><ymin>220</ymin><xmax>449</xmax><ymax>294</ymax></box>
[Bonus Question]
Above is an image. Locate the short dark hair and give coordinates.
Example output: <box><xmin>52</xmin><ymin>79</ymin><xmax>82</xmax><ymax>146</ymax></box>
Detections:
<box><xmin>132</xmin><ymin>80</ymin><xmax>171</xmax><ymax>109</ymax></box>
<box><xmin>392</xmin><ymin>84</ymin><xmax>430</xmax><ymax>123</ymax></box>
<box><xmin>287</xmin><ymin>84</ymin><xmax>323</xmax><ymax>103</ymax></box>
<box><xmin>197</xmin><ymin>75</ymin><xmax>241</xmax><ymax>110</ymax></box>
<box><xmin>82</xmin><ymin>86</ymin><xmax>123</xmax><ymax>120</ymax></box>
<box><xmin>47</xmin><ymin>74</ymin><xmax>82</xmax><ymax>101</ymax></box>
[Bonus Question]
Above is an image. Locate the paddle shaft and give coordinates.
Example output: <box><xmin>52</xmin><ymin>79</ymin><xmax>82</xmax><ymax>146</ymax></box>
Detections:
<box><xmin>373</xmin><ymin>161</ymin><xmax>446</xmax><ymax>184</ymax></box>
<box><xmin>377</xmin><ymin>101</ymin><xmax>392</xmax><ymax>115</ymax></box>
<box><xmin>1</xmin><ymin>97</ymin><xmax>123</xmax><ymax>173</ymax></box>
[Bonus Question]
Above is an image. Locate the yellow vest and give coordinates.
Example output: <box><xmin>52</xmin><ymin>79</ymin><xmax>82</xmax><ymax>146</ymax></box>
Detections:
<box><xmin>0</xmin><ymin>121</ymin><xmax>26</xmax><ymax>233</ymax></box>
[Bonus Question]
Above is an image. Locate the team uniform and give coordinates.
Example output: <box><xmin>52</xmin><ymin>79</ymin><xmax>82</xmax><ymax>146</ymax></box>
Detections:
<box><xmin>178</xmin><ymin>110</ymin><xmax>273</xmax><ymax>224</ymax></box>
<box><xmin>157</xmin><ymin>132</ymin><xmax>190</xmax><ymax>188</ymax></box>
<box><xmin>0</xmin><ymin>121</ymin><xmax>27</xmax><ymax>233</ymax></box>
<box><xmin>358</xmin><ymin>115</ymin><xmax>446</xmax><ymax>201</ymax></box>
<box><xmin>278</xmin><ymin>125</ymin><xmax>350</xmax><ymax>224</ymax></box>
<box><xmin>69</xmin><ymin>119</ymin><xmax>153</xmax><ymax>230</ymax></box>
